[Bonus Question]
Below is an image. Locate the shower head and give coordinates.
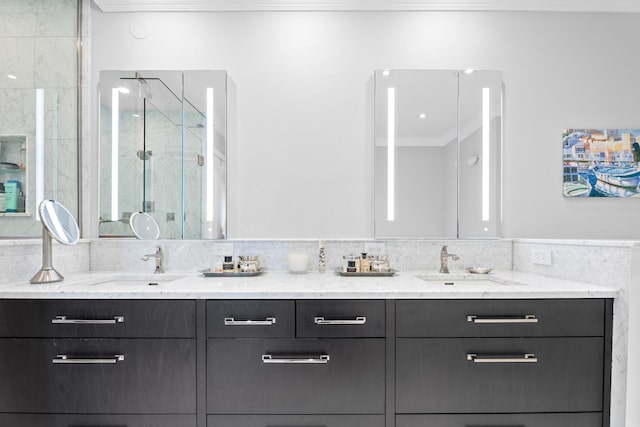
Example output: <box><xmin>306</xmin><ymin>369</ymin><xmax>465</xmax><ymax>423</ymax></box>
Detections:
<box><xmin>136</xmin><ymin>150</ymin><xmax>152</xmax><ymax>160</ymax></box>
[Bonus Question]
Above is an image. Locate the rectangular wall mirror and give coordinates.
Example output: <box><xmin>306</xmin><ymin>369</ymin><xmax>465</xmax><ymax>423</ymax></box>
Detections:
<box><xmin>374</xmin><ymin>69</ymin><xmax>502</xmax><ymax>239</ymax></box>
<box><xmin>98</xmin><ymin>70</ymin><xmax>228</xmax><ymax>239</ymax></box>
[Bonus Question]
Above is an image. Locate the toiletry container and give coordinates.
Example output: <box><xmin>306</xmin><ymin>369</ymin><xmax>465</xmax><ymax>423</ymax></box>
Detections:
<box><xmin>0</xmin><ymin>183</ymin><xmax>5</xmax><ymax>213</ymax></box>
<box><xmin>288</xmin><ymin>252</ymin><xmax>309</xmax><ymax>273</ymax></box>
<box><xmin>4</xmin><ymin>180</ymin><xmax>19</xmax><ymax>213</ymax></box>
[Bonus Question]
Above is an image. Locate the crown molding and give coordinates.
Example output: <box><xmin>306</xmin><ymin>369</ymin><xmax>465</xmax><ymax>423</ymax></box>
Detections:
<box><xmin>92</xmin><ymin>0</ymin><xmax>640</xmax><ymax>13</ymax></box>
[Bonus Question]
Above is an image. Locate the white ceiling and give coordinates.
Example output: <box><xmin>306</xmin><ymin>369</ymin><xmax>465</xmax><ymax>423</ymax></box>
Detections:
<box><xmin>93</xmin><ymin>0</ymin><xmax>640</xmax><ymax>13</ymax></box>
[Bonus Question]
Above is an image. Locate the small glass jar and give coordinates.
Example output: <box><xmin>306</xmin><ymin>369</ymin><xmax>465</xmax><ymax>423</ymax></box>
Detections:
<box><xmin>239</xmin><ymin>255</ymin><xmax>260</xmax><ymax>272</ymax></box>
<box><xmin>371</xmin><ymin>255</ymin><xmax>390</xmax><ymax>272</ymax></box>
<box><xmin>342</xmin><ymin>254</ymin><xmax>361</xmax><ymax>273</ymax></box>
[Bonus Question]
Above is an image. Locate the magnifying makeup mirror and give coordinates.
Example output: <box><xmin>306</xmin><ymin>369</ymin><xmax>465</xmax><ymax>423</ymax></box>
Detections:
<box><xmin>129</xmin><ymin>211</ymin><xmax>160</xmax><ymax>240</ymax></box>
<box><xmin>30</xmin><ymin>200</ymin><xmax>80</xmax><ymax>284</ymax></box>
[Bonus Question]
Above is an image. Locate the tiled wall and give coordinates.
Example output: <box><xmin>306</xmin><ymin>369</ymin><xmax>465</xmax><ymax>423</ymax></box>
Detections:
<box><xmin>89</xmin><ymin>238</ymin><xmax>513</xmax><ymax>273</ymax></box>
<box><xmin>0</xmin><ymin>239</ymin><xmax>90</xmax><ymax>285</ymax></box>
<box><xmin>0</xmin><ymin>0</ymin><xmax>79</xmax><ymax>237</ymax></box>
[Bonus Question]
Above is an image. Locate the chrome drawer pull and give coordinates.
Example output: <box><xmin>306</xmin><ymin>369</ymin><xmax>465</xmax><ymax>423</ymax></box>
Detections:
<box><xmin>466</xmin><ymin>353</ymin><xmax>538</xmax><ymax>363</ymax></box>
<box><xmin>314</xmin><ymin>316</ymin><xmax>366</xmax><ymax>325</ymax></box>
<box><xmin>52</xmin><ymin>315</ymin><xmax>124</xmax><ymax>325</ymax></box>
<box><xmin>224</xmin><ymin>317</ymin><xmax>276</xmax><ymax>326</ymax></box>
<box><xmin>52</xmin><ymin>354</ymin><xmax>125</xmax><ymax>364</ymax></box>
<box><xmin>466</xmin><ymin>314</ymin><xmax>538</xmax><ymax>324</ymax></box>
<box><xmin>261</xmin><ymin>354</ymin><xmax>330</xmax><ymax>364</ymax></box>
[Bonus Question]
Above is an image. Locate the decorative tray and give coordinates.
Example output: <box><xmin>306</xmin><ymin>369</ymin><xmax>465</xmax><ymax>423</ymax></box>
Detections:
<box><xmin>334</xmin><ymin>268</ymin><xmax>396</xmax><ymax>277</ymax></box>
<box><xmin>201</xmin><ymin>269</ymin><xmax>263</xmax><ymax>277</ymax></box>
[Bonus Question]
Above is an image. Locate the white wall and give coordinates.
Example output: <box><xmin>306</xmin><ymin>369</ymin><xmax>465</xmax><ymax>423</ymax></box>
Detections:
<box><xmin>90</xmin><ymin>8</ymin><xmax>640</xmax><ymax>239</ymax></box>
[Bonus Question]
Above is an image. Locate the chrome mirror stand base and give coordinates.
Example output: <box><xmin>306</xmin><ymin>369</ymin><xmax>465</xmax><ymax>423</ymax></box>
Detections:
<box><xmin>30</xmin><ymin>226</ymin><xmax>63</xmax><ymax>284</ymax></box>
<box><xmin>30</xmin><ymin>267</ymin><xmax>64</xmax><ymax>284</ymax></box>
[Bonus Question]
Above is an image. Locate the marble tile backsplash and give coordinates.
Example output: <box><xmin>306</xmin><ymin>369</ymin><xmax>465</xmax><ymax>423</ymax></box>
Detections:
<box><xmin>513</xmin><ymin>239</ymin><xmax>635</xmax><ymax>289</ymax></box>
<box><xmin>89</xmin><ymin>239</ymin><xmax>514</xmax><ymax>273</ymax></box>
<box><xmin>0</xmin><ymin>240</ymin><xmax>90</xmax><ymax>285</ymax></box>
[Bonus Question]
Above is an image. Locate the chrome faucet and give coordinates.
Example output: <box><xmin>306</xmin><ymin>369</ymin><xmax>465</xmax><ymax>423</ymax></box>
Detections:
<box><xmin>141</xmin><ymin>246</ymin><xmax>164</xmax><ymax>273</ymax></box>
<box><xmin>439</xmin><ymin>245</ymin><xmax>459</xmax><ymax>274</ymax></box>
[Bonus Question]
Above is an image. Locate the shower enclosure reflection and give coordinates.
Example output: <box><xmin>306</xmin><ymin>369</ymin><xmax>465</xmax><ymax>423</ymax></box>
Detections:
<box><xmin>98</xmin><ymin>70</ymin><xmax>228</xmax><ymax>239</ymax></box>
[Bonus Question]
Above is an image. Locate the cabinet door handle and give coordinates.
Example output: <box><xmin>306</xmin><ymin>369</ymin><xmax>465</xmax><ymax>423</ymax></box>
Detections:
<box><xmin>466</xmin><ymin>314</ymin><xmax>538</xmax><ymax>324</ymax></box>
<box><xmin>224</xmin><ymin>317</ymin><xmax>276</xmax><ymax>326</ymax></box>
<box><xmin>52</xmin><ymin>354</ymin><xmax>125</xmax><ymax>364</ymax></box>
<box><xmin>261</xmin><ymin>354</ymin><xmax>330</xmax><ymax>364</ymax></box>
<box><xmin>314</xmin><ymin>316</ymin><xmax>366</xmax><ymax>325</ymax></box>
<box><xmin>52</xmin><ymin>315</ymin><xmax>125</xmax><ymax>325</ymax></box>
<box><xmin>466</xmin><ymin>353</ymin><xmax>537</xmax><ymax>363</ymax></box>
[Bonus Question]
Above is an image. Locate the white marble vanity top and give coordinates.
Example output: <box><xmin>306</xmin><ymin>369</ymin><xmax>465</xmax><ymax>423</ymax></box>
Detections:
<box><xmin>0</xmin><ymin>270</ymin><xmax>618</xmax><ymax>299</ymax></box>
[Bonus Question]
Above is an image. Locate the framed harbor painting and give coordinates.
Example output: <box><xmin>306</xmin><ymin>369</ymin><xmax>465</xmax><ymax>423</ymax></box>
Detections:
<box><xmin>563</xmin><ymin>129</ymin><xmax>640</xmax><ymax>197</ymax></box>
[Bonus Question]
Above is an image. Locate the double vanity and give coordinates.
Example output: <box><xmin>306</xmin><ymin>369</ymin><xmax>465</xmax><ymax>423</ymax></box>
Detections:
<box><xmin>0</xmin><ymin>271</ymin><xmax>615</xmax><ymax>427</ymax></box>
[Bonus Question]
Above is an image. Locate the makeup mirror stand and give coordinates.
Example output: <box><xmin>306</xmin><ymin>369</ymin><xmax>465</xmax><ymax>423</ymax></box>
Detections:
<box><xmin>30</xmin><ymin>226</ymin><xmax>64</xmax><ymax>284</ymax></box>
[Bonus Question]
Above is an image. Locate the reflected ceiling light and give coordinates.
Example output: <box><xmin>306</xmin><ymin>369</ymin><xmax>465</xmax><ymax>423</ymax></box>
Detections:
<box><xmin>7</xmin><ymin>74</ymin><xmax>17</xmax><ymax>79</ymax></box>
<box><xmin>382</xmin><ymin>70</ymin><xmax>391</xmax><ymax>77</ymax></box>
<box><xmin>464</xmin><ymin>69</ymin><xmax>474</xmax><ymax>74</ymax></box>
<box><xmin>117</xmin><ymin>86</ymin><xmax>130</xmax><ymax>94</ymax></box>
<box><xmin>387</xmin><ymin>87</ymin><xmax>395</xmax><ymax>222</ymax></box>
<box><xmin>418</xmin><ymin>113</ymin><xmax>427</xmax><ymax>119</ymax></box>
<box><xmin>132</xmin><ymin>113</ymin><xmax>140</xmax><ymax>118</ymax></box>
<box><xmin>482</xmin><ymin>87</ymin><xmax>490</xmax><ymax>222</ymax></box>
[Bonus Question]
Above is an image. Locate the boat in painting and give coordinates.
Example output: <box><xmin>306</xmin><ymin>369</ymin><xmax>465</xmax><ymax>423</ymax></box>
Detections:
<box><xmin>563</xmin><ymin>181</ymin><xmax>591</xmax><ymax>197</ymax></box>
<box><xmin>592</xmin><ymin>165</ymin><xmax>640</xmax><ymax>189</ymax></box>
<box><xmin>563</xmin><ymin>164</ymin><xmax>591</xmax><ymax>196</ymax></box>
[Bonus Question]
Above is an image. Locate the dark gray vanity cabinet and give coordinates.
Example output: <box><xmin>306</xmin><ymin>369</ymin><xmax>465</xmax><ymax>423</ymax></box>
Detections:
<box><xmin>395</xmin><ymin>299</ymin><xmax>613</xmax><ymax>427</ymax></box>
<box><xmin>0</xmin><ymin>300</ymin><xmax>197</xmax><ymax>427</ymax></box>
<box><xmin>206</xmin><ymin>300</ymin><xmax>386</xmax><ymax>426</ymax></box>
<box><xmin>0</xmin><ymin>297</ymin><xmax>613</xmax><ymax>427</ymax></box>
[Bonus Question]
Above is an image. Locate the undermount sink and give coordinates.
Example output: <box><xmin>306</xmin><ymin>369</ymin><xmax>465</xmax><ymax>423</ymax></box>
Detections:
<box><xmin>415</xmin><ymin>275</ymin><xmax>502</xmax><ymax>287</ymax></box>
<box><xmin>89</xmin><ymin>273</ymin><xmax>185</xmax><ymax>287</ymax></box>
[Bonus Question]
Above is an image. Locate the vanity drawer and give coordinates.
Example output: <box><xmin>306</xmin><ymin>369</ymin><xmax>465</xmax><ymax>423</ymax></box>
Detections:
<box><xmin>396</xmin><ymin>299</ymin><xmax>605</xmax><ymax>337</ymax></box>
<box><xmin>0</xmin><ymin>414</ymin><xmax>196</xmax><ymax>427</ymax></box>
<box><xmin>396</xmin><ymin>413</ymin><xmax>602</xmax><ymax>427</ymax></box>
<box><xmin>396</xmin><ymin>337</ymin><xmax>603</xmax><ymax>413</ymax></box>
<box><xmin>208</xmin><ymin>415</ymin><xmax>385</xmax><ymax>427</ymax></box>
<box><xmin>207</xmin><ymin>338</ymin><xmax>385</xmax><ymax>414</ymax></box>
<box><xmin>207</xmin><ymin>300</ymin><xmax>294</xmax><ymax>337</ymax></box>
<box><xmin>296</xmin><ymin>300</ymin><xmax>385</xmax><ymax>337</ymax></box>
<box><xmin>0</xmin><ymin>300</ymin><xmax>195</xmax><ymax>338</ymax></box>
<box><xmin>0</xmin><ymin>338</ymin><xmax>196</xmax><ymax>413</ymax></box>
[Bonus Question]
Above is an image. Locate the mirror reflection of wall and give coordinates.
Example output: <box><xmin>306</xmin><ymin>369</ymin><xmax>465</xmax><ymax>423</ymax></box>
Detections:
<box><xmin>98</xmin><ymin>70</ymin><xmax>228</xmax><ymax>240</ymax></box>
<box><xmin>0</xmin><ymin>0</ymin><xmax>79</xmax><ymax>238</ymax></box>
<box><xmin>374</xmin><ymin>69</ymin><xmax>502</xmax><ymax>239</ymax></box>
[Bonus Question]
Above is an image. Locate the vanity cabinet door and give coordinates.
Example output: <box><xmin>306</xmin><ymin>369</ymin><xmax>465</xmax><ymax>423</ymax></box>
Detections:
<box><xmin>396</xmin><ymin>337</ymin><xmax>603</xmax><ymax>413</ymax></box>
<box><xmin>296</xmin><ymin>300</ymin><xmax>385</xmax><ymax>338</ymax></box>
<box><xmin>0</xmin><ymin>414</ymin><xmax>196</xmax><ymax>427</ymax></box>
<box><xmin>0</xmin><ymin>338</ymin><xmax>196</xmax><ymax>414</ymax></box>
<box><xmin>0</xmin><ymin>300</ymin><xmax>195</xmax><ymax>338</ymax></box>
<box><xmin>396</xmin><ymin>413</ymin><xmax>603</xmax><ymax>427</ymax></box>
<box><xmin>207</xmin><ymin>300</ymin><xmax>294</xmax><ymax>338</ymax></box>
<box><xmin>207</xmin><ymin>338</ymin><xmax>385</xmax><ymax>414</ymax></box>
<box><xmin>396</xmin><ymin>299</ymin><xmax>605</xmax><ymax>337</ymax></box>
<box><xmin>208</xmin><ymin>415</ymin><xmax>385</xmax><ymax>427</ymax></box>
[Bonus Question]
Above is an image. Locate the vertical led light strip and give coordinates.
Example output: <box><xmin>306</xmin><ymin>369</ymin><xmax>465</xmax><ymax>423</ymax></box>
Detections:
<box><xmin>35</xmin><ymin>89</ymin><xmax>45</xmax><ymax>220</ymax></box>
<box><xmin>482</xmin><ymin>87</ymin><xmax>490</xmax><ymax>222</ymax></box>
<box><xmin>387</xmin><ymin>87</ymin><xmax>395</xmax><ymax>222</ymax></box>
<box><xmin>206</xmin><ymin>87</ymin><xmax>214</xmax><ymax>223</ymax></box>
<box><xmin>111</xmin><ymin>88</ymin><xmax>119</xmax><ymax>221</ymax></box>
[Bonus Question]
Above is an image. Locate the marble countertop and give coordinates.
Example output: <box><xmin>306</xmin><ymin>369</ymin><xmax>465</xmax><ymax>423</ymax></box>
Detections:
<box><xmin>0</xmin><ymin>269</ymin><xmax>619</xmax><ymax>299</ymax></box>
